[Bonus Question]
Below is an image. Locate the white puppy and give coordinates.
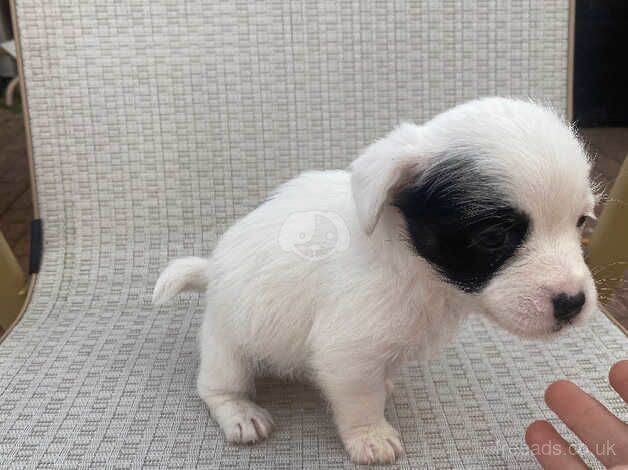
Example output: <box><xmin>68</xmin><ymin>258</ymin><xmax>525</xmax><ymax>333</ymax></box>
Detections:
<box><xmin>153</xmin><ymin>97</ymin><xmax>597</xmax><ymax>464</ymax></box>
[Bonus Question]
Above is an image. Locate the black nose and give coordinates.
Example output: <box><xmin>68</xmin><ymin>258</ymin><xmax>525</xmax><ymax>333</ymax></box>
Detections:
<box><xmin>552</xmin><ymin>292</ymin><xmax>586</xmax><ymax>322</ymax></box>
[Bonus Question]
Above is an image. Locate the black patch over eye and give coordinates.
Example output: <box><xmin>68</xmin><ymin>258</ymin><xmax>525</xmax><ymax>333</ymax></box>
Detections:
<box><xmin>577</xmin><ymin>215</ymin><xmax>587</xmax><ymax>228</ymax></box>
<box><xmin>393</xmin><ymin>157</ymin><xmax>530</xmax><ymax>293</ymax></box>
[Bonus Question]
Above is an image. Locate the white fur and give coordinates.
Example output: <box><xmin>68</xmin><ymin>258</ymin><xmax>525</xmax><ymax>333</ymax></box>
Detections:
<box><xmin>153</xmin><ymin>257</ymin><xmax>209</xmax><ymax>306</ymax></box>
<box><xmin>154</xmin><ymin>97</ymin><xmax>597</xmax><ymax>464</ymax></box>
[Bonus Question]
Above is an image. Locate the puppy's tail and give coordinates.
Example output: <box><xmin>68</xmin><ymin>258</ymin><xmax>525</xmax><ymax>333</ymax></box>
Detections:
<box><xmin>152</xmin><ymin>256</ymin><xmax>210</xmax><ymax>305</ymax></box>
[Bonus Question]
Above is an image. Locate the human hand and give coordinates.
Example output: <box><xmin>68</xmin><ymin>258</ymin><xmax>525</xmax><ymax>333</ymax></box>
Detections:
<box><xmin>525</xmin><ymin>360</ymin><xmax>628</xmax><ymax>469</ymax></box>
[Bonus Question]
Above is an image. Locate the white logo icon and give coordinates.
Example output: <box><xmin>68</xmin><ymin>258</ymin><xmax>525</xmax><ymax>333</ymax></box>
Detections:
<box><xmin>279</xmin><ymin>211</ymin><xmax>350</xmax><ymax>260</ymax></box>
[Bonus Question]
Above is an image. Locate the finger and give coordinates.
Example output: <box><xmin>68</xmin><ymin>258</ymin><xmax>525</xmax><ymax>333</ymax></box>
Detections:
<box><xmin>545</xmin><ymin>380</ymin><xmax>628</xmax><ymax>468</ymax></box>
<box><xmin>609</xmin><ymin>360</ymin><xmax>628</xmax><ymax>403</ymax></box>
<box><xmin>525</xmin><ymin>420</ymin><xmax>588</xmax><ymax>470</ymax></box>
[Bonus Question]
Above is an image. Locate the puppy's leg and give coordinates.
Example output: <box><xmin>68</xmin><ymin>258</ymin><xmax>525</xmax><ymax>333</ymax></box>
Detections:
<box><xmin>322</xmin><ymin>375</ymin><xmax>404</xmax><ymax>464</ymax></box>
<box><xmin>384</xmin><ymin>377</ymin><xmax>395</xmax><ymax>398</ymax></box>
<box><xmin>197</xmin><ymin>329</ymin><xmax>274</xmax><ymax>444</ymax></box>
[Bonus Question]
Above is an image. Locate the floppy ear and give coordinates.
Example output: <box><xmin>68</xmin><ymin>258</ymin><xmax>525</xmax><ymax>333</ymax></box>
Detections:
<box><xmin>350</xmin><ymin>123</ymin><xmax>425</xmax><ymax>234</ymax></box>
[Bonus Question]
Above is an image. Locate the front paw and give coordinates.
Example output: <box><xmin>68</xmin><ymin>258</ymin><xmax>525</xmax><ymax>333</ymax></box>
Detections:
<box><xmin>211</xmin><ymin>399</ymin><xmax>274</xmax><ymax>444</ymax></box>
<box><xmin>343</xmin><ymin>420</ymin><xmax>404</xmax><ymax>464</ymax></box>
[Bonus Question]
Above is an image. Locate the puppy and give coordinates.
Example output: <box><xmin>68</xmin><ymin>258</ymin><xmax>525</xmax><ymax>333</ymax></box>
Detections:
<box><xmin>153</xmin><ymin>97</ymin><xmax>598</xmax><ymax>464</ymax></box>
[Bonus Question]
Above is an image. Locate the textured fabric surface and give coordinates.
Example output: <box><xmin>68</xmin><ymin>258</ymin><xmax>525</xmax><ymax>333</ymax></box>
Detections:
<box><xmin>1</xmin><ymin>1</ymin><xmax>626</xmax><ymax>468</ymax></box>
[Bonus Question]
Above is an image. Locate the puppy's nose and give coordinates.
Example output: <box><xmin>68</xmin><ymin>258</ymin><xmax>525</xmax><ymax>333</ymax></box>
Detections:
<box><xmin>552</xmin><ymin>292</ymin><xmax>586</xmax><ymax>322</ymax></box>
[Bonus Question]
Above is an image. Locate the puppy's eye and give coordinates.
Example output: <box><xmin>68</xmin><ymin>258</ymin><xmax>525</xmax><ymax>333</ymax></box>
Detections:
<box><xmin>475</xmin><ymin>229</ymin><xmax>508</xmax><ymax>250</ymax></box>
<box><xmin>577</xmin><ymin>215</ymin><xmax>587</xmax><ymax>228</ymax></box>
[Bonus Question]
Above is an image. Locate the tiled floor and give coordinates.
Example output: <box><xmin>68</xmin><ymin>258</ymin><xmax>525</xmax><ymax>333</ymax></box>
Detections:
<box><xmin>0</xmin><ymin>108</ymin><xmax>627</xmax><ymax>330</ymax></box>
<box><xmin>0</xmin><ymin>108</ymin><xmax>31</xmax><ymax>274</ymax></box>
<box><xmin>581</xmin><ymin>128</ymin><xmax>628</xmax><ymax>330</ymax></box>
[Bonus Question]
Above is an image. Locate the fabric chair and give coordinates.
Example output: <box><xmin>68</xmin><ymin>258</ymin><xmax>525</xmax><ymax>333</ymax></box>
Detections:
<box><xmin>1</xmin><ymin>1</ymin><xmax>625</xmax><ymax>468</ymax></box>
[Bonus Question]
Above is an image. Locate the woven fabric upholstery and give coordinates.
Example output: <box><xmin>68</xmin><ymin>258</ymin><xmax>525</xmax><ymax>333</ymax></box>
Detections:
<box><xmin>1</xmin><ymin>1</ymin><xmax>626</xmax><ymax>468</ymax></box>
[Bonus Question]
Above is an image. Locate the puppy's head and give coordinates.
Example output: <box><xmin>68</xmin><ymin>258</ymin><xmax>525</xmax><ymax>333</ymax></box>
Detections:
<box><xmin>351</xmin><ymin>97</ymin><xmax>597</xmax><ymax>338</ymax></box>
